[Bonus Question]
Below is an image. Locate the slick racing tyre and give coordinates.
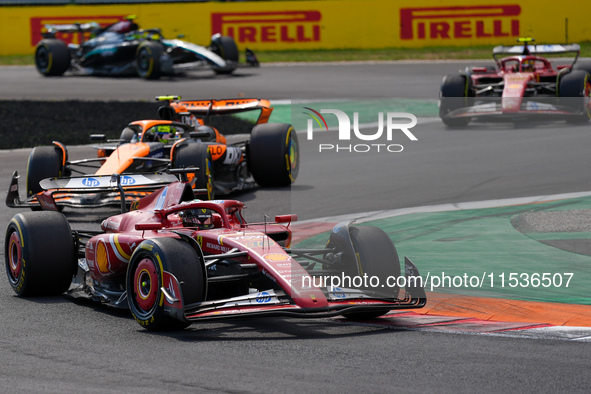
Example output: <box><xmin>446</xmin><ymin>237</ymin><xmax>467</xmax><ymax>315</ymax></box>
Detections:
<box><xmin>248</xmin><ymin>123</ymin><xmax>299</xmax><ymax>187</ymax></box>
<box><xmin>136</xmin><ymin>41</ymin><xmax>164</xmax><ymax>79</ymax></box>
<box><xmin>26</xmin><ymin>145</ymin><xmax>64</xmax><ymax>198</ymax></box>
<box><xmin>573</xmin><ymin>60</ymin><xmax>591</xmax><ymax>75</ymax></box>
<box><xmin>126</xmin><ymin>238</ymin><xmax>206</xmax><ymax>331</ymax></box>
<box><xmin>172</xmin><ymin>142</ymin><xmax>215</xmax><ymax>200</ymax></box>
<box><xmin>342</xmin><ymin>226</ymin><xmax>401</xmax><ymax>320</ymax></box>
<box><xmin>439</xmin><ymin>74</ymin><xmax>473</xmax><ymax>127</ymax></box>
<box><xmin>5</xmin><ymin>211</ymin><xmax>75</xmax><ymax>296</ymax></box>
<box><xmin>210</xmin><ymin>35</ymin><xmax>238</xmax><ymax>75</ymax></box>
<box><xmin>35</xmin><ymin>39</ymin><xmax>70</xmax><ymax>76</ymax></box>
<box><xmin>558</xmin><ymin>70</ymin><xmax>591</xmax><ymax>123</ymax></box>
<box><xmin>119</xmin><ymin>127</ymin><xmax>137</xmax><ymax>143</ymax></box>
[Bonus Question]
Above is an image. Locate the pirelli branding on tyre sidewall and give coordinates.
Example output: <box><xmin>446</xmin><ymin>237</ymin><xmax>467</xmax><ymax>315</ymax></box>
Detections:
<box><xmin>0</xmin><ymin>0</ymin><xmax>586</xmax><ymax>55</ymax></box>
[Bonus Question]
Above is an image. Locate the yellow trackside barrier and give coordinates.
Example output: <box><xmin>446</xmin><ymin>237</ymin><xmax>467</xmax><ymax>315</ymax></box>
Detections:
<box><xmin>0</xmin><ymin>1</ymin><xmax>589</xmax><ymax>56</ymax></box>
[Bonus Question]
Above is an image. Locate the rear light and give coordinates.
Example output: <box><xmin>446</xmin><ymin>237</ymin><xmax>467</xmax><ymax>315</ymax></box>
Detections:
<box><xmin>97</xmin><ymin>149</ymin><xmax>106</xmax><ymax>158</ymax></box>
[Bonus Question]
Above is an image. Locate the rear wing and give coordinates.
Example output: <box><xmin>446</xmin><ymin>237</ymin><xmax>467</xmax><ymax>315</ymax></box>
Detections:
<box><xmin>38</xmin><ymin>173</ymin><xmax>177</xmax><ymax>190</ymax></box>
<box><xmin>6</xmin><ymin>171</ymin><xmax>178</xmax><ymax>211</ymax></box>
<box><xmin>43</xmin><ymin>22</ymin><xmax>100</xmax><ymax>37</ymax></box>
<box><xmin>493</xmin><ymin>43</ymin><xmax>580</xmax><ymax>56</ymax></box>
<box><xmin>156</xmin><ymin>96</ymin><xmax>273</xmax><ymax>125</ymax></box>
<box><xmin>492</xmin><ymin>42</ymin><xmax>581</xmax><ymax>64</ymax></box>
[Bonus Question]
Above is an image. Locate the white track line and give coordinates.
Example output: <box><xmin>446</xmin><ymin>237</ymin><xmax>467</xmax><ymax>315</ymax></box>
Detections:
<box><xmin>295</xmin><ymin>191</ymin><xmax>591</xmax><ymax>225</ymax></box>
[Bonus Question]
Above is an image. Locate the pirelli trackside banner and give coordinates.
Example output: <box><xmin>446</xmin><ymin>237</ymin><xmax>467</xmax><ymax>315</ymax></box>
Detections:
<box><xmin>0</xmin><ymin>0</ymin><xmax>589</xmax><ymax>55</ymax></box>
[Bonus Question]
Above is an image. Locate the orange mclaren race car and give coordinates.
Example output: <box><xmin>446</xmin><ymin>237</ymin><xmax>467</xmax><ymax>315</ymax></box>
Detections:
<box><xmin>6</xmin><ymin>97</ymin><xmax>299</xmax><ymax>210</ymax></box>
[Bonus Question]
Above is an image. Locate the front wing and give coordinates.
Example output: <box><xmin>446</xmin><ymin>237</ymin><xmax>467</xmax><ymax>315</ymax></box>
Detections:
<box><xmin>444</xmin><ymin>98</ymin><xmax>587</xmax><ymax>120</ymax></box>
<box><xmin>166</xmin><ymin>257</ymin><xmax>427</xmax><ymax>322</ymax></box>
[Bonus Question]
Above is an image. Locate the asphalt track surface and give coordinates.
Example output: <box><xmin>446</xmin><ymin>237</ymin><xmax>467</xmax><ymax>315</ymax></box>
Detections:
<box><xmin>1</xmin><ymin>62</ymin><xmax>591</xmax><ymax>392</ymax></box>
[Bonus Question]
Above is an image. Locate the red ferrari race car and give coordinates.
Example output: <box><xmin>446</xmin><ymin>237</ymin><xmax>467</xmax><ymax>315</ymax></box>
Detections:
<box><xmin>4</xmin><ymin>174</ymin><xmax>426</xmax><ymax>331</ymax></box>
<box><xmin>439</xmin><ymin>38</ymin><xmax>591</xmax><ymax>127</ymax></box>
<box><xmin>6</xmin><ymin>96</ymin><xmax>298</xmax><ymax>210</ymax></box>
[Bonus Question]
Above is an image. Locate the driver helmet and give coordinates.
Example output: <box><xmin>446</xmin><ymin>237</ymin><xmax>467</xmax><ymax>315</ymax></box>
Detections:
<box><xmin>106</xmin><ymin>20</ymin><xmax>135</xmax><ymax>34</ymax></box>
<box><xmin>147</xmin><ymin>125</ymin><xmax>176</xmax><ymax>143</ymax></box>
<box><xmin>179</xmin><ymin>208</ymin><xmax>214</xmax><ymax>229</ymax></box>
<box><xmin>522</xmin><ymin>59</ymin><xmax>535</xmax><ymax>72</ymax></box>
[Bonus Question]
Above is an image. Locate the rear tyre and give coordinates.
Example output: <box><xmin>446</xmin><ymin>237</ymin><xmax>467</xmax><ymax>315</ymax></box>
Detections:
<box><xmin>172</xmin><ymin>142</ymin><xmax>214</xmax><ymax>199</ymax></box>
<box><xmin>26</xmin><ymin>146</ymin><xmax>64</xmax><ymax>197</ymax></box>
<box><xmin>342</xmin><ymin>226</ymin><xmax>401</xmax><ymax>320</ymax></box>
<box><xmin>558</xmin><ymin>70</ymin><xmax>591</xmax><ymax>123</ymax></box>
<box><xmin>35</xmin><ymin>39</ymin><xmax>70</xmax><ymax>76</ymax></box>
<box><xmin>126</xmin><ymin>238</ymin><xmax>206</xmax><ymax>331</ymax></box>
<box><xmin>573</xmin><ymin>60</ymin><xmax>591</xmax><ymax>75</ymax></box>
<box><xmin>248</xmin><ymin>123</ymin><xmax>299</xmax><ymax>187</ymax></box>
<box><xmin>210</xmin><ymin>35</ymin><xmax>238</xmax><ymax>75</ymax></box>
<box><xmin>5</xmin><ymin>211</ymin><xmax>75</xmax><ymax>296</ymax></box>
<box><xmin>136</xmin><ymin>41</ymin><xmax>164</xmax><ymax>80</ymax></box>
<box><xmin>439</xmin><ymin>74</ymin><xmax>472</xmax><ymax>127</ymax></box>
<box><xmin>119</xmin><ymin>127</ymin><xmax>136</xmax><ymax>143</ymax></box>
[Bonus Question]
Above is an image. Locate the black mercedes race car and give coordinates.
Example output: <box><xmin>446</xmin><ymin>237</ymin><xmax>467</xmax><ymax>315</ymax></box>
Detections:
<box><xmin>34</xmin><ymin>16</ymin><xmax>258</xmax><ymax>79</ymax></box>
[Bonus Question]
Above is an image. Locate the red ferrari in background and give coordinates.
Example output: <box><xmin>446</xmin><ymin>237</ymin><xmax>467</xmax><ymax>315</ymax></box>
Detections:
<box><xmin>439</xmin><ymin>38</ymin><xmax>591</xmax><ymax>126</ymax></box>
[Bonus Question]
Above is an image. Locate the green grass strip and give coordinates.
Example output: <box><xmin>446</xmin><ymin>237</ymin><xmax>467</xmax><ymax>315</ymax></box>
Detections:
<box><xmin>233</xmin><ymin>98</ymin><xmax>439</xmax><ymax>125</ymax></box>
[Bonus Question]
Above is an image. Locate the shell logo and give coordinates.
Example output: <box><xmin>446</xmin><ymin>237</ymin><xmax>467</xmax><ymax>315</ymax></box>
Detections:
<box><xmin>263</xmin><ymin>253</ymin><xmax>290</xmax><ymax>262</ymax></box>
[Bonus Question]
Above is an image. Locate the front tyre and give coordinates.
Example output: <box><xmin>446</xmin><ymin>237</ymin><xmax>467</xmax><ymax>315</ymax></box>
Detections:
<box><xmin>136</xmin><ymin>41</ymin><xmax>164</xmax><ymax>80</ymax></box>
<box><xmin>4</xmin><ymin>211</ymin><xmax>75</xmax><ymax>296</ymax></box>
<box><xmin>342</xmin><ymin>226</ymin><xmax>401</xmax><ymax>320</ymax></box>
<box><xmin>558</xmin><ymin>70</ymin><xmax>591</xmax><ymax>123</ymax></box>
<box><xmin>35</xmin><ymin>39</ymin><xmax>70</xmax><ymax>76</ymax></box>
<box><xmin>210</xmin><ymin>35</ymin><xmax>238</xmax><ymax>75</ymax></box>
<box><xmin>248</xmin><ymin>123</ymin><xmax>299</xmax><ymax>187</ymax></box>
<box><xmin>126</xmin><ymin>238</ymin><xmax>206</xmax><ymax>331</ymax></box>
<box><xmin>439</xmin><ymin>74</ymin><xmax>472</xmax><ymax>127</ymax></box>
<box><xmin>26</xmin><ymin>145</ymin><xmax>64</xmax><ymax>197</ymax></box>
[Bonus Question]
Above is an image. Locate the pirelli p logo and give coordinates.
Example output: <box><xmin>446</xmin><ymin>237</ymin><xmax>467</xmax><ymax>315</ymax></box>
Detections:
<box><xmin>211</xmin><ymin>11</ymin><xmax>321</xmax><ymax>44</ymax></box>
<box><xmin>400</xmin><ymin>5</ymin><xmax>521</xmax><ymax>41</ymax></box>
